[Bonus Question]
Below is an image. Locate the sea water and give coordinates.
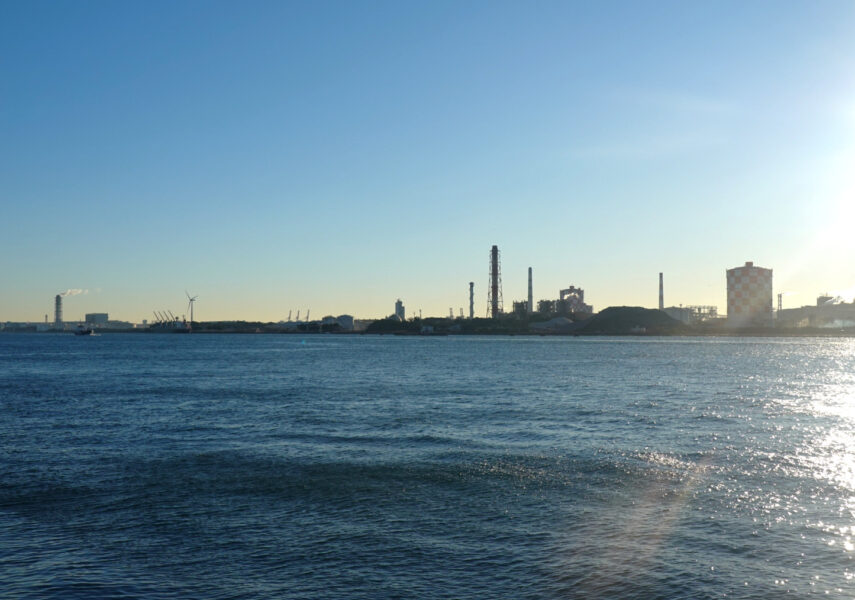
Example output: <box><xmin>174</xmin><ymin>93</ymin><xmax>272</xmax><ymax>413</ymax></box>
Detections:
<box><xmin>1</xmin><ymin>333</ymin><xmax>854</xmax><ymax>598</ymax></box>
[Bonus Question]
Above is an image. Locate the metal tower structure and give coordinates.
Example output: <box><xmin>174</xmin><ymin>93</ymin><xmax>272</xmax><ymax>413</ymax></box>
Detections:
<box><xmin>659</xmin><ymin>273</ymin><xmax>664</xmax><ymax>311</ymax></box>
<box><xmin>527</xmin><ymin>267</ymin><xmax>533</xmax><ymax>313</ymax></box>
<box><xmin>469</xmin><ymin>282</ymin><xmax>474</xmax><ymax>319</ymax></box>
<box><xmin>487</xmin><ymin>245</ymin><xmax>503</xmax><ymax>318</ymax></box>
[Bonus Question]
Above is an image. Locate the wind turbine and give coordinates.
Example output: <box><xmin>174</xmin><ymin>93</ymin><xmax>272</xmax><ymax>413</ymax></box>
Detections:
<box><xmin>186</xmin><ymin>291</ymin><xmax>198</xmax><ymax>332</ymax></box>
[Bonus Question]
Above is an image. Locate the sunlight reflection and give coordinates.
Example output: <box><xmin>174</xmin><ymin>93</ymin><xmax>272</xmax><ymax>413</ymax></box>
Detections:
<box><xmin>800</xmin><ymin>429</ymin><xmax>855</xmax><ymax>492</ymax></box>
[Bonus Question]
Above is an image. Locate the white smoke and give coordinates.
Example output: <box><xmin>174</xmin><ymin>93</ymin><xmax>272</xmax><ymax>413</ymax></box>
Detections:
<box><xmin>830</xmin><ymin>286</ymin><xmax>855</xmax><ymax>303</ymax></box>
<box><xmin>59</xmin><ymin>289</ymin><xmax>88</xmax><ymax>297</ymax></box>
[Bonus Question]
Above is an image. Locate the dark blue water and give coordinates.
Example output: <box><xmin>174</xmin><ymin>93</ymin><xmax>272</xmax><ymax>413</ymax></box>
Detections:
<box><xmin>2</xmin><ymin>334</ymin><xmax>854</xmax><ymax>598</ymax></box>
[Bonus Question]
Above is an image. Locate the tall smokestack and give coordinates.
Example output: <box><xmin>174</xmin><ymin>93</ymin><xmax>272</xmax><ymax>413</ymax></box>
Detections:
<box><xmin>488</xmin><ymin>245</ymin><xmax>502</xmax><ymax>318</ymax></box>
<box><xmin>54</xmin><ymin>294</ymin><xmax>62</xmax><ymax>326</ymax></box>
<box><xmin>469</xmin><ymin>282</ymin><xmax>474</xmax><ymax>319</ymax></box>
<box><xmin>527</xmin><ymin>267</ymin><xmax>533</xmax><ymax>314</ymax></box>
<box><xmin>658</xmin><ymin>273</ymin><xmax>664</xmax><ymax>311</ymax></box>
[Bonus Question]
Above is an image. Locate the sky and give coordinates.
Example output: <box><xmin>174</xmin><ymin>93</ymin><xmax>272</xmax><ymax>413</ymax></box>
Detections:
<box><xmin>2</xmin><ymin>0</ymin><xmax>855</xmax><ymax>322</ymax></box>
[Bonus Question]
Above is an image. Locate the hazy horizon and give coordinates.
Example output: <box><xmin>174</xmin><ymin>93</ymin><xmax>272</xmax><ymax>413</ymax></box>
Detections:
<box><xmin>3</xmin><ymin>1</ymin><xmax>855</xmax><ymax>322</ymax></box>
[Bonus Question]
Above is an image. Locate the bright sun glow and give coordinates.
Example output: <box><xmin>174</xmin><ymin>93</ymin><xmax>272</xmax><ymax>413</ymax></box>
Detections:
<box><xmin>824</xmin><ymin>195</ymin><xmax>855</xmax><ymax>300</ymax></box>
<box><xmin>780</xmin><ymin>143</ymin><xmax>855</xmax><ymax>300</ymax></box>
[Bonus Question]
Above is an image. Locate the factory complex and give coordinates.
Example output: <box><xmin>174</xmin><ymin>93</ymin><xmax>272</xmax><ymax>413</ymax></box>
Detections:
<box><xmin>3</xmin><ymin>246</ymin><xmax>855</xmax><ymax>334</ymax></box>
<box><xmin>375</xmin><ymin>247</ymin><xmax>854</xmax><ymax>334</ymax></box>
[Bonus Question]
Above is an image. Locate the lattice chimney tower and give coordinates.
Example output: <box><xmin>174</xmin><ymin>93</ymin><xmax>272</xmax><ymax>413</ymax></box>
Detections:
<box><xmin>487</xmin><ymin>245</ymin><xmax>503</xmax><ymax>318</ymax></box>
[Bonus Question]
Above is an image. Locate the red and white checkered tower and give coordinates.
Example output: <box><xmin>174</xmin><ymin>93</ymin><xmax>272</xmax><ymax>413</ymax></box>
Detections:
<box><xmin>726</xmin><ymin>261</ymin><xmax>773</xmax><ymax>327</ymax></box>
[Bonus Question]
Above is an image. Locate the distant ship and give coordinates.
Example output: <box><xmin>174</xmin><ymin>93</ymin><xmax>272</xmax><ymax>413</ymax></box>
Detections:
<box><xmin>74</xmin><ymin>325</ymin><xmax>94</xmax><ymax>336</ymax></box>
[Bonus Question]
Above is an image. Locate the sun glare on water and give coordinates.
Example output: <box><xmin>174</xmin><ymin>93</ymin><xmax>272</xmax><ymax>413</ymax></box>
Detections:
<box><xmin>801</xmin><ymin>341</ymin><xmax>855</xmax><ymax>493</ymax></box>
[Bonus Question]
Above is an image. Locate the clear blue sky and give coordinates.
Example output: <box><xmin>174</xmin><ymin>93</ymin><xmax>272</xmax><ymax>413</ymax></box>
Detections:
<box><xmin>3</xmin><ymin>1</ymin><xmax>855</xmax><ymax>322</ymax></box>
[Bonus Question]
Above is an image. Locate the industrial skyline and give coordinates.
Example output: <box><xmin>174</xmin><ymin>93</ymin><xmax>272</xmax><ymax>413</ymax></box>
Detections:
<box><xmin>15</xmin><ymin>250</ymin><xmax>848</xmax><ymax>328</ymax></box>
<box><xmin>10</xmin><ymin>253</ymin><xmax>852</xmax><ymax>324</ymax></box>
<box><xmin>3</xmin><ymin>2</ymin><xmax>855</xmax><ymax>322</ymax></box>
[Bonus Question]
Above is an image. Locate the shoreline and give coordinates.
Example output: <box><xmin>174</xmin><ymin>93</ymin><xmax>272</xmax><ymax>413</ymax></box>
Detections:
<box><xmin>4</xmin><ymin>328</ymin><xmax>855</xmax><ymax>338</ymax></box>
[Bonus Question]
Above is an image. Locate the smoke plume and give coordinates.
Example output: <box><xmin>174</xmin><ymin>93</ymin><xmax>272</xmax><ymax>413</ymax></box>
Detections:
<box><xmin>831</xmin><ymin>285</ymin><xmax>855</xmax><ymax>303</ymax></box>
<box><xmin>59</xmin><ymin>289</ymin><xmax>88</xmax><ymax>297</ymax></box>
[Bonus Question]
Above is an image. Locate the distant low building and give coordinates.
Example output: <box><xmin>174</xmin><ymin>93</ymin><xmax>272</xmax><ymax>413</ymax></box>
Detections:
<box><xmin>778</xmin><ymin>297</ymin><xmax>855</xmax><ymax>328</ymax></box>
<box><xmin>85</xmin><ymin>313</ymin><xmax>109</xmax><ymax>326</ymax></box>
<box><xmin>3</xmin><ymin>322</ymin><xmax>37</xmax><ymax>332</ymax></box>
<box><xmin>663</xmin><ymin>306</ymin><xmax>693</xmax><ymax>325</ymax></box>
<box><xmin>558</xmin><ymin>285</ymin><xmax>593</xmax><ymax>314</ymax></box>
<box><xmin>535</xmin><ymin>285</ymin><xmax>593</xmax><ymax>316</ymax></box>
<box><xmin>537</xmin><ymin>299</ymin><xmax>555</xmax><ymax>314</ymax></box>
<box><xmin>664</xmin><ymin>305</ymin><xmax>719</xmax><ymax>325</ymax></box>
<box><xmin>314</xmin><ymin>315</ymin><xmax>354</xmax><ymax>331</ymax></box>
<box><xmin>353</xmin><ymin>319</ymin><xmax>373</xmax><ymax>332</ymax></box>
